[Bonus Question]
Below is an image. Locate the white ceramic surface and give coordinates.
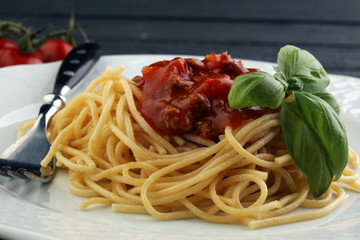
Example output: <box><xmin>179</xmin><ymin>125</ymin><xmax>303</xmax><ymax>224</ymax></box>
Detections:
<box><xmin>0</xmin><ymin>55</ymin><xmax>359</xmax><ymax>240</ymax></box>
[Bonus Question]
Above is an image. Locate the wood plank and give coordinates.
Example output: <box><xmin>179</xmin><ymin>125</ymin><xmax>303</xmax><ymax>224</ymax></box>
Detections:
<box><xmin>3</xmin><ymin>0</ymin><xmax>360</xmax><ymax>22</ymax></box>
<box><xmin>85</xmin><ymin>20</ymin><xmax>360</xmax><ymax>45</ymax></box>
<box><xmin>7</xmin><ymin>17</ymin><xmax>360</xmax><ymax>46</ymax></box>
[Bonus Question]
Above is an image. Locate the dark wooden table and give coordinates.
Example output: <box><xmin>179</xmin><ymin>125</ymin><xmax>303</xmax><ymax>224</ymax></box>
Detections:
<box><xmin>2</xmin><ymin>0</ymin><xmax>360</xmax><ymax>77</ymax></box>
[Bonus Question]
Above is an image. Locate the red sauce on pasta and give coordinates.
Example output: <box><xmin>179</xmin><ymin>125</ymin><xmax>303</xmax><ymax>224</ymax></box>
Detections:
<box><xmin>135</xmin><ymin>53</ymin><xmax>271</xmax><ymax>140</ymax></box>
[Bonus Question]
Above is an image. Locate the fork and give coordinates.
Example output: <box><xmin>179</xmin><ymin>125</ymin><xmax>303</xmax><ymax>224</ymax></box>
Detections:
<box><xmin>0</xmin><ymin>42</ymin><xmax>102</xmax><ymax>182</ymax></box>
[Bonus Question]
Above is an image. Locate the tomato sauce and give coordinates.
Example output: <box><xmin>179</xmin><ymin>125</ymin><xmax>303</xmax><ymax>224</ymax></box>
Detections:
<box><xmin>135</xmin><ymin>53</ymin><xmax>271</xmax><ymax>140</ymax></box>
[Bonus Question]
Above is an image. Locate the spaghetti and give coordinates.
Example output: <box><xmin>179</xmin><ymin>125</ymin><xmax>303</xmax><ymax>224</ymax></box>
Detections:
<box><xmin>37</xmin><ymin>58</ymin><xmax>360</xmax><ymax>229</ymax></box>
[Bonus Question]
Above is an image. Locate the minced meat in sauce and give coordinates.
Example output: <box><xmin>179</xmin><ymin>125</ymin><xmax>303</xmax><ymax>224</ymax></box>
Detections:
<box><xmin>134</xmin><ymin>53</ymin><xmax>271</xmax><ymax>141</ymax></box>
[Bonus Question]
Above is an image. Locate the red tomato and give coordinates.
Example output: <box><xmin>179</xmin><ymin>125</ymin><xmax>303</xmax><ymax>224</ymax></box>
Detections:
<box><xmin>0</xmin><ymin>48</ymin><xmax>43</xmax><ymax>67</ymax></box>
<box><xmin>0</xmin><ymin>38</ymin><xmax>17</xmax><ymax>50</ymax></box>
<box><xmin>35</xmin><ymin>39</ymin><xmax>73</xmax><ymax>63</ymax></box>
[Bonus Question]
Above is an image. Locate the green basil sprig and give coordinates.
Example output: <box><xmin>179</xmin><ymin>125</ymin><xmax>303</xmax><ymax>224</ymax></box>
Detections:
<box><xmin>276</xmin><ymin>45</ymin><xmax>330</xmax><ymax>93</ymax></box>
<box><xmin>228</xmin><ymin>45</ymin><xmax>348</xmax><ymax>197</ymax></box>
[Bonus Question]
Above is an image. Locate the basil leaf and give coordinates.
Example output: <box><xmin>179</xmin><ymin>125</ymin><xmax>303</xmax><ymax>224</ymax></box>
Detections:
<box><xmin>277</xmin><ymin>45</ymin><xmax>330</xmax><ymax>93</ymax></box>
<box><xmin>273</xmin><ymin>72</ymin><xmax>289</xmax><ymax>90</ymax></box>
<box><xmin>293</xmin><ymin>91</ymin><xmax>348</xmax><ymax>179</ymax></box>
<box><xmin>228</xmin><ymin>71</ymin><xmax>285</xmax><ymax>109</ymax></box>
<box><xmin>281</xmin><ymin>102</ymin><xmax>333</xmax><ymax>197</ymax></box>
<box><xmin>314</xmin><ymin>91</ymin><xmax>340</xmax><ymax>115</ymax></box>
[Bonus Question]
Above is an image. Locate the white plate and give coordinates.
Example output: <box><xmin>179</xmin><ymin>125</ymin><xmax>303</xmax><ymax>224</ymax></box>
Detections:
<box><xmin>0</xmin><ymin>55</ymin><xmax>360</xmax><ymax>240</ymax></box>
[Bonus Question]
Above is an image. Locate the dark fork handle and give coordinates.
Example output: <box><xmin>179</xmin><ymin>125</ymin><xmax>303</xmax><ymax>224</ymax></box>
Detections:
<box><xmin>52</xmin><ymin>42</ymin><xmax>102</xmax><ymax>96</ymax></box>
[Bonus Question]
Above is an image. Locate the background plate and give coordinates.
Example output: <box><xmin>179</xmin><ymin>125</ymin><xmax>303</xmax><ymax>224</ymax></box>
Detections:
<box><xmin>0</xmin><ymin>55</ymin><xmax>360</xmax><ymax>240</ymax></box>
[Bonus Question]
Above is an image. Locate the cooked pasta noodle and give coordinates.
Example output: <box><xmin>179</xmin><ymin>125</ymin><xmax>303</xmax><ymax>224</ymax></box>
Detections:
<box><xmin>36</xmin><ymin>65</ymin><xmax>360</xmax><ymax>229</ymax></box>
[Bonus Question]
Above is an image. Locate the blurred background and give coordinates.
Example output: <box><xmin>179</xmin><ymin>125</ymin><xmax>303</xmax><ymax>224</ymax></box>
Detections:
<box><xmin>2</xmin><ymin>0</ymin><xmax>360</xmax><ymax>77</ymax></box>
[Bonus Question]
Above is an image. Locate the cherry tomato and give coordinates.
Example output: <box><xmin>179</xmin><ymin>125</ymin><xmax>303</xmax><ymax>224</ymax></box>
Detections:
<box><xmin>35</xmin><ymin>39</ymin><xmax>73</xmax><ymax>63</ymax></box>
<box><xmin>0</xmin><ymin>48</ymin><xmax>43</xmax><ymax>67</ymax></box>
<box><xmin>0</xmin><ymin>38</ymin><xmax>17</xmax><ymax>50</ymax></box>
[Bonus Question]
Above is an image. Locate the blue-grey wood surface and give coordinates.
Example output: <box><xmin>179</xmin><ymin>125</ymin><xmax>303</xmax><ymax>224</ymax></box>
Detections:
<box><xmin>2</xmin><ymin>0</ymin><xmax>360</xmax><ymax>77</ymax></box>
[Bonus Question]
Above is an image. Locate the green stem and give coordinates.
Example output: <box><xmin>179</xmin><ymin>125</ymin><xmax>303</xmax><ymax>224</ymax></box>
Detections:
<box><xmin>31</xmin><ymin>30</ymin><xmax>68</xmax><ymax>50</ymax></box>
<box><xmin>77</xmin><ymin>23</ymin><xmax>88</xmax><ymax>42</ymax></box>
<box><xmin>0</xmin><ymin>21</ymin><xmax>28</xmax><ymax>36</ymax></box>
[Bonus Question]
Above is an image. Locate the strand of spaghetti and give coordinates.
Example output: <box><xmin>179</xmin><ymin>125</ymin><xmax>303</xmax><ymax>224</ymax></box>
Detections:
<box><xmin>73</xmin><ymin>105</ymin><xmax>90</xmax><ymax>139</ymax></box>
<box><xmin>244</xmin><ymin>128</ymin><xmax>281</xmax><ymax>156</ymax></box>
<box><xmin>123</xmin><ymin>107</ymin><xmax>135</xmax><ymax>143</ymax></box>
<box><xmin>237</xmin><ymin>183</ymin><xmax>263</xmax><ymax>204</ymax></box>
<box><xmin>112</xmin><ymin>65</ymin><xmax>125</xmax><ymax>75</ymax></box>
<box><xmin>83</xmin><ymin>66</ymin><xmax>120</xmax><ymax>92</ymax></box>
<box><xmin>271</xmin><ymin>168</ymin><xmax>297</xmax><ymax>192</ymax></box>
<box><xmin>337</xmin><ymin>167</ymin><xmax>359</xmax><ymax>183</ymax></box>
<box><xmin>57</xmin><ymin>144</ymin><xmax>96</xmax><ymax>170</ymax></box>
<box><xmin>69</xmin><ymin>179</ymin><xmax>101</xmax><ymax>198</ymax></box>
<box><xmin>225</xmin><ymin>169</ymin><xmax>268</xmax><ymax>180</ymax></box>
<box><xmin>83</xmin><ymin>175</ymin><xmax>135</xmax><ymax>205</ymax></box>
<box><xmin>217</xmin><ymin>172</ymin><xmax>269</xmax><ymax>207</ymax></box>
<box><xmin>113</xmin><ymin>182</ymin><xmax>143</xmax><ymax>204</ymax></box>
<box><xmin>345</xmin><ymin>182</ymin><xmax>360</xmax><ymax>191</ymax></box>
<box><xmin>248</xmin><ymin>183</ymin><xmax>345</xmax><ymax>229</ymax></box>
<box><xmin>115</xmin><ymin>94</ymin><xmax>127</xmax><ymax>131</ymax></box>
<box><xmin>274</xmin><ymin>154</ymin><xmax>293</xmax><ymax>165</ymax></box>
<box><xmin>112</xmin><ymin>204</ymin><xmax>149</xmax><ymax>214</ymax></box>
<box><xmin>52</xmin><ymin>117</ymin><xmax>72</xmax><ymax>136</ymax></box>
<box><xmin>225</xmin><ymin>126</ymin><xmax>286</xmax><ymax>169</ymax></box>
<box><xmin>236</xmin><ymin>114</ymin><xmax>281</xmax><ymax>145</ymax></box>
<box><xmin>209</xmin><ymin>174</ymin><xmax>281</xmax><ymax>216</ymax></box>
<box><xmin>87</xmin><ymin>165</ymin><xmax>126</xmax><ymax>181</ymax></box>
<box><xmin>90</xmin><ymin>151</ymin><xmax>113</xmax><ymax>169</ymax></box>
<box><xmin>182</xmin><ymin>134</ymin><xmax>216</xmax><ymax>147</ymax></box>
<box><xmin>41</xmin><ymin>121</ymin><xmax>75</xmax><ymax>167</ymax></box>
<box><xmin>86</xmin><ymin>98</ymin><xmax>101</xmax><ymax>127</ymax></box>
<box><xmin>129</xmin><ymin>82</ymin><xmax>142</xmax><ymax>101</ymax></box>
<box><xmin>88</xmin><ymin>80</ymin><xmax>116</xmax><ymax>154</ymax></box>
<box><xmin>109</xmin><ymin>120</ymin><xmax>152</xmax><ymax>161</ymax></box>
<box><xmin>17</xmin><ymin>119</ymin><xmax>36</xmax><ymax>138</ymax></box>
<box><xmin>79</xmin><ymin>197</ymin><xmax>113</xmax><ymax>210</ymax></box>
<box><xmin>137</xmin><ymin>132</ymin><xmax>167</xmax><ymax>155</ymax></box>
<box><xmin>179</xmin><ymin>198</ymin><xmax>241</xmax><ymax>224</ymax></box>
<box><xmin>301</xmin><ymin>187</ymin><xmax>332</xmax><ymax>208</ymax></box>
<box><xmin>255</xmin><ymin>184</ymin><xmax>308</xmax><ymax>220</ymax></box>
<box><xmin>112</xmin><ymin>202</ymin><xmax>194</xmax><ymax>216</ymax></box>
<box><xmin>216</xmin><ymin>119</ymin><xmax>279</xmax><ymax>158</ymax></box>
<box><xmin>105</xmin><ymin>134</ymin><xmax>121</xmax><ymax>166</ymax></box>
<box><xmin>171</xmin><ymin>136</ymin><xmax>186</xmax><ymax>146</ymax></box>
<box><xmin>91</xmin><ymin>127</ymin><xmax>113</xmax><ymax>157</ymax></box>
<box><xmin>114</xmin><ymin>141</ymin><xmax>128</xmax><ymax>164</ymax></box>
<box><xmin>349</xmin><ymin>147</ymin><xmax>359</xmax><ymax>168</ymax></box>
<box><xmin>68</xmin><ymin>168</ymin><xmax>81</xmax><ymax>179</ymax></box>
<box><xmin>232</xmin><ymin>182</ymin><xmax>251</xmax><ymax>208</ymax></box>
<box><xmin>122</xmin><ymin>162</ymin><xmax>159</xmax><ymax>186</ymax></box>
